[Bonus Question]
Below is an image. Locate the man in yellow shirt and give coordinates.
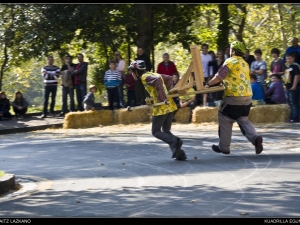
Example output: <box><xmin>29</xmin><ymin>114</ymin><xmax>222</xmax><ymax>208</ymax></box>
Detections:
<box><xmin>204</xmin><ymin>41</ymin><xmax>263</xmax><ymax>155</ymax></box>
<box><xmin>128</xmin><ymin>60</ymin><xmax>187</xmax><ymax>160</ymax></box>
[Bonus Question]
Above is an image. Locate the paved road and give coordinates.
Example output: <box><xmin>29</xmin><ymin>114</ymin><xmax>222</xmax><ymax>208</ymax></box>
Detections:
<box><xmin>0</xmin><ymin>122</ymin><xmax>300</xmax><ymax>218</ymax></box>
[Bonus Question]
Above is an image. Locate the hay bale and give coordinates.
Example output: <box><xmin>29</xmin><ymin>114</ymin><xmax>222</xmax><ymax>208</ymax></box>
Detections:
<box><xmin>192</xmin><ymin>106</ymin><xmax>218</xmax><ymax>123</ymax></box>
<box><xmin>114</xmin><ymin>105</ymin><xmax>153</xmax><ymax>125</ymax></box>
<box><xmin>248</xmin><ymin>104</ymin><xmax>290</xmax><ymax>123</ymax></box>
<box><xmin>63</xmin><ymin>110</ymin><xmax>114</xmax><ymax>129</ymax></box>
<box><xmin>174</xmin><ymin>107</ymin><xmax>191</xmax><ymax>123</ymax></box>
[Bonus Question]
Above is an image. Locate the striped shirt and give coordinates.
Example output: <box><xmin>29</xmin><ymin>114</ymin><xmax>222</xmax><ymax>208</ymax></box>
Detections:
<box><xmin>41</xmin><ymin>65</ymin><xmax>60</xmax><ymax>86</ymax></box>
<box><xmin>104</xmin><ymin>69</ymin><xmax>122</xmax><ymax>88</ymax></box>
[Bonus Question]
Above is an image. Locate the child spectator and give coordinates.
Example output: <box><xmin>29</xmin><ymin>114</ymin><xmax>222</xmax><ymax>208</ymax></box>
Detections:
<box><xmin>267</xmin><ymin>48</ymin><xmax>286</xmax><ymax>88</ymax></box>
<box><xmin>0</xmin><ymin>91</ymin><xmax>12</xmax><ymax>120</ymax></box>
<box><xmin>250</xmin><ymin>75</ymin><xmax>265</xmax><ymax>105</ymax></box>
<box><xmin>250</xmin><ymin>49</ymin><xmax>267</xmax><ymax>94</ymax></box>
<box><xmin>172</xmin><ymin>73</ymin><xmax>180</xmax><ymax>108</ymax></box>
<box><xmin>11</xmin><ymin>91</ymin><xmax>29</xmax><ymax>120</ymax></box>
<box><xmin>104</xmin><ymin>59</ymin><xmax>122</xmax><ymax>110</ymax></box>
<box><xmin>124</xmin><ymin>70</ymin><xmax>137</xmax><ymax>107</ymax></box>
<box><xmin>83</xmin><ymin>85</ymin><xmax>102</xmax><ymax>111</ymax></box>
<box><xmin>285</xmin><ymin>52</ymin><xmax>300</xmax><ymax>123</ymax></box>
<box><xmin>179</xmin><ymin>87</ymin><xmax>197</xmax><ymax>122</ymax></box>
<box><xmin>179</xmin><ymin>87</ymin><xmax>197</xmax><ymax>109</ymax></box>
<box><xmin>265</xmin><ymin>74</ymin><xmax>287</xmax><ymax>104</ymax></box>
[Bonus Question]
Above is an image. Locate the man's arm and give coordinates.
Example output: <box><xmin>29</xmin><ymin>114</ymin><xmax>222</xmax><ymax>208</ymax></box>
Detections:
<box><xmin>145</xmin><ymin>75</ymin><xmax>167</xmax><ymax>102</ymax></box>
<box><xmin>253</xmin><ymin>62</ymin><xmax>266</xmax><ymax>75</ymax></box>
<box><xmin>265</xmin><ymin>83</ymin><xmax>275</xmax><ymax>97</ymax></box>
<box><xmin>74</xmin><ymin>62</ymin><xmax>88</xmax><ymax>74</ymax></box>
<box><xmin>160</xmin><ymin>74</ymin><xmax>173</xmax><ymax>91</ymax></box>
<box><xmin>205</xmin><ymin>64</ymin><xmax>230</xmax><ymax>87</ymax></box>
<box><xmin>290</xmin><ymin>65</ymin><xmax>300</xmax><ymax>90</ymax></box>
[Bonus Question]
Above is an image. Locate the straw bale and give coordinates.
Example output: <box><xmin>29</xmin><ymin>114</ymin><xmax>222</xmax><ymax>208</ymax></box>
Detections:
<box><xmin>115</xmin><ymin>105</ymin><xmax>153</xmax><ymax>124</ymax></box>
<box><xmin>192</xmin><ymin>106</ymin><xmax>218</xmax><ymax>123</ymax></box>
<box><xmin>63</xmin><ymin>110</ymin><xmax>114</xmax><ymax>129</ymax></box>
<box><xmin>174</xmin><ymin>107</ymin><xmax>192</xmax><ymax>123</ymax></box>
<box><xmin>248</xmin><ymin>104</ymin><xmax>290</xmax><ymax>123</ymax></box>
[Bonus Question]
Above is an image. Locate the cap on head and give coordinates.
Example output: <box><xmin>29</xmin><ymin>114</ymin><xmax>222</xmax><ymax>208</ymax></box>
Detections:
<box><xmin>89</xmin><ymin>85</ymin><xmax>96</xmax><ymax>91</ymax></box>
<box><xmin>114</xmin><ymin>51</ymin><xmax>120</xmax><ymax>55</ymax></box>
<box><xmin>230</xmin><ymin>41</ymin><xmax>246</xmax><ymax>54</ymax></box>
<box><xmin>128</xmin><ymin>60</ymin><xmax>146</xmax><ymax>71</ymax></box>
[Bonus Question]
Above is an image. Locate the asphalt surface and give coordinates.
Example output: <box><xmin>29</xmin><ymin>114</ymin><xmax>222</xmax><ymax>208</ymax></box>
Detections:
<box><xmin>0</xmin><ymin>121</ymin><xmax>300</xmax><ymax>218</ymax></box>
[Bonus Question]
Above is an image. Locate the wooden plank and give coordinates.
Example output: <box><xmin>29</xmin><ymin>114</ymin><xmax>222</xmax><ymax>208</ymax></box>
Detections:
<box><xmin>145</xmin><ymin>85</ymin><xmax>224</xmax><ymax>102</ymax></box>
<box><xmin>190</xmin><ymin>45</ymin><xmax>204</xmax><ymax>91</ymax></box>
<box><xmin>169</xmin><ymin>62</ymin><xmax>194</xmax><ymax>94</ymax></box>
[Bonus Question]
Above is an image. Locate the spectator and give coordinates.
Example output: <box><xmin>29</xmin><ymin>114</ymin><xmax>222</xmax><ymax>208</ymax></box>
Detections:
<box><xmin>72</xmin><ymin>53</ymin><xmax>88</xmax><ymax>111</ymax></box>
<box><xmin>285</xmin><ymin>52</ymin><xmax>300</xmax><ymax>123</ymax></box>
<box><xmin>200</xmin><ymin>43</ymin><xmax>213</xmax><ymax>107</ymax></box>
<box><xmin>224</xmin><ymin>45</ymin><xmax>230</xmax><ymax>60</ymax></box>
<box><xmin>208</xmin><ymin>50</ymin><xmax>223</xmax><ymax>105</ymax></box>
<box><xmin>135</xmin><ymin>47</ymin><xmax>151</xmax><ymax>105</ymax></box>
<box><xmin>157</xmin><ymin>53</ymin><xmax>179</xmax><ymax>76</ymax></box>
<box><xmin>115</xmin><ymin>51</ymin><xmax>126</xmax><ymax>108</ymax></box>
<box><xmin>59</xmin><ymin>55</ymin><xmax>75</xmax><ymax>117</ymax></box>
<box><xmin>243</xmin><ymin>49</ymin><xmax>255</xmax><ymax>68</ymax></box>
<box><xmin>204</xmin><ymin>40</ymin><xmax>263</xmax><ymax>155</ymax></box>
<box><xmin>250</xmin><ymin>75</ymin><xmax>265</xmax><ymax>104</ymax></box>
<box><xmin>11</xmin><ymin>91</ymin><xmax>29</xmax><ymax>120</ymax></box>
<box><xmin>172</xmin><ymin>73</ymin><xmax>180</xmax><ymax>108</ymax></box>
<box><xmin>267</xmin><ymin>48</ymin><xmax>286</xmax><ymax>88</ymax></box>
<box><xmin>0</xmin><ymin>91</ymin><xmax>12</xmax><ymax>120</ymax></box>
<box><xmin>283</xmin><ymin>37</ymin><xmax>300</xmax><ymax>65</ymax></box>
<box><xmin>269</xmin><ymin>48</ymin><xmax>285</xmax><ymax>77</ymax></box>
<box><xmin>250</xmin><ymin>49</ymin><xmax>267</xmax><ymax>95</ymax></box>
<box><xmin>264</xmin><ymin>74</ymin><xmax>287</xmax><ymax>104</ymax></box>
<box><xmin>213</xmin><ymin>50</ymin><xmax>226</xmax><ymax>102</ymax></box>
<box><xmin>104</xmin><ymin>59</ymin><xmax>122</xmax><ymax>111</ymax></box>
<box><xmin>124</xmin><ymin>70</ymin><xmax>137</xmax><ymax>107</ymax></box>
<box><xmin>179</xmin><ymin>87</ymin><xmax>197</xmax><ymax>122</ymax></box>
<box><xmin>135</xmin><ymin>47</ymin><xmax>152</xmax><ymax>72</ymax></box>
<box><xmin>40</xmin><ymin>56</ymin><xmax>60</xmax><ymax>118</ymax></box>
<box><xmin>83</xmin><ymin>85</ymin><xmax>102</xmax><ymax>111</ymax></box>
<box><xmin>208</xmin><ymin>50</ymin><xmax>218</xmax><ymax>77</ymax></box>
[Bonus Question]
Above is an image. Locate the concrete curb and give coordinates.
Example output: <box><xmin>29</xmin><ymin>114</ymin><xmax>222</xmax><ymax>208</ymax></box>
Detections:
<box><xmin>0</xmin><ymin>123</ymin><xmax>63</xmax><ymax>135</ymax></box>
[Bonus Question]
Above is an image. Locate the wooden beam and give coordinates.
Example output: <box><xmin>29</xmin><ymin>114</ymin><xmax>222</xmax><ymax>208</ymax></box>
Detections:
<box><xmin>190</xmin><ymin>45</ymin><xmax>204</xmax><ymax>91</ymax></box>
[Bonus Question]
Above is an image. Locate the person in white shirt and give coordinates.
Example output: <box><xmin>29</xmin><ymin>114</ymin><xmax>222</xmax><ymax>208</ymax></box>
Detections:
<box><xmin>114</xmin><ymin>51</ymin><xmax>126</xmax><ymax>108</ymax></box>
<box><xmin>201</xmin><ymin>43</ymin><xmax>213</xmax><ymax>107</ymax></box>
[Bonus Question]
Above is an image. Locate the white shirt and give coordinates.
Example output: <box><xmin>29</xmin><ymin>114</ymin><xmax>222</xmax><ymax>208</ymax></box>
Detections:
<box><xmin>201</xmin><ymin>53</ymin><xmax>213</xmax><ymax>78</ymax></box>
<box><xmin>116</xmin><ymin>59</ymin><xmax>126</xmax><ymax>74</ymax></box>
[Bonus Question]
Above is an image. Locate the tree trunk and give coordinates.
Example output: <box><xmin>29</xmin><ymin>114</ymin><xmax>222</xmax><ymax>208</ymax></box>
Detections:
<box><xmin>277</xmin><ymin>4</ymin><xmax>288</xmax><ymax>50</ymax></box>
<box><xmin>233</xmin><ymin>4</ymin><xmax>247</xmax><ymax>43</ymax></box>
<box><xmin>136</xmin><ymin>4</ymin><xmax>152</xmax><ymax>59</ymax></box>
<box><xmin>216</xmin><ymin>4</ymin><xmax>230</xmax><ymax>52</ymax></box>
<box><xmin>0</xmin><ymin>45</ymin><xmax>9</xmax><ymax>91</ymax></box>
<box><xmin>291</xmin><ymin>5</ymin><xmax>297</xmax><ymax>37</ymax></box>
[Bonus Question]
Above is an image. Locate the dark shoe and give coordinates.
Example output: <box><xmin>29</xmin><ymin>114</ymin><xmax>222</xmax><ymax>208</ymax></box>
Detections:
<box><xmin>255</xmin><ymin>136</ymin><xmax>263</xmax><ymax>155</ymax></box>
<box><xmin>289</xmin><ymin>120</ymin><xmax>299</xmax><ymax>123</ymax></box>
<box><xmin>212</xmin><ymin>145</ymin><xmax>230</xmax><ymax>155</ymax></box>
<box><xmin>59</xmin><ymin>112</ymin><xmax>65</xmax><ymax>117</ymax></box>
<box><xmin>49</xmin><ymin>113</ymin><xmax>55</xmax><ymax>117</ymax></box>
<box><xmin>40</xmin><ymin>114</ymin><xmax>47</xmax><ymax>118</ymax></box>
<box><xmin>172</xmin><ymin>138</ymin><xmax>183</xmax><ymax>158</ymax></box>
<box><xmin>175</xmin><ymin>149</ymin><xmax>187</xmax><ymax>161</ymax></box>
